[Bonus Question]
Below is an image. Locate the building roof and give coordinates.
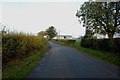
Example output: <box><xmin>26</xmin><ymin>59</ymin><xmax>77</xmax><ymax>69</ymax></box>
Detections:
<box><xmin>56</xmin><ymin>35</ymin><xmax>72</xmax><ymax>37</ymax></box>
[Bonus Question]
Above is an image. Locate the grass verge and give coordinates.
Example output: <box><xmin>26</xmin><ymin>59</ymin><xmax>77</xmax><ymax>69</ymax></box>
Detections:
<box><xmin>2</xmin><ymin>48</ymin><xmax>47</xmax><ymax>79</ymax></box>
<box><xmin>73</xmin><ymin>40</ymin><xmax>119</xmax><ymax>66</ymax></box>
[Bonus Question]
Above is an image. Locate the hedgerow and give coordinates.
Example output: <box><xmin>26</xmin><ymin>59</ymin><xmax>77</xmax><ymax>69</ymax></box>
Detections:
<box><xmin>2</xmin><ymin>32</ymin><xmax>48</xmax><ymax>68</ymax></box>
<box><xmin>81</xmin><ymin>38</ymin><xmax>120</xmax><ymax>54</ymax></box>
<box><xmin>53</xmin><ymin>39</ymin><xmax>76</xmax><ymax>46</ymax></box>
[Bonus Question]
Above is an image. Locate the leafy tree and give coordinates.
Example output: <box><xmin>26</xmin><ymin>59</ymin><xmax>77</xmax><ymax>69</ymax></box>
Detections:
<box><xmin>46</xmin><ymin>26</ymin><xmax>57</xmax><ymax>39</ymax></box>
<box><xmin>37</xmin><ymin>31</ymin><xmax>47</xmax><ymax>37</ymax></box>
<box><xmin>76</xmin><ymin>2</ymin><xmax>120</xmax><ymax>51</ymax></box>
<box><xmin>76</xmin><ymin>2</ymin><xmax>120</xmax><ymax>52</ymax></box>
<box><xmin>76</xmin><ymin>2</ymin><xmax>120</xmax><ymax>40</ymax></box>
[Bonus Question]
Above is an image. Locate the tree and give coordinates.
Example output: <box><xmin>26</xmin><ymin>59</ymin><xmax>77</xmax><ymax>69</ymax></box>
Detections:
<box><xmin>46</xmin><ymin>26</ymin><xmax>57</xmax><ymax>39</ymax></box>
<box><xmin>76</xmin><ymin>2</ymin><xmax>120</xmax><ymax>40</ymax></box>
<box><xmin>76</xmin><ymin>2</ymin><xmax>120</xmax><ymax>52</ymax></box>
<box><xmin>37</xmin><ymin>31</ymin><xmax>47</xmax><ymax>37</ymax></box>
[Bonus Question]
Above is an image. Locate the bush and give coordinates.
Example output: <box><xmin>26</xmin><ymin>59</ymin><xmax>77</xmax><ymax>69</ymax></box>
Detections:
<box><xmin>81</xmin><ymin>38</ymin><xmax>120</xmax><ymax>54</ymax></box>
<box><xmin>53</xmin><ymin>39</ymin><xmax>76</xmax><ymax>46</ymax></box>
<box><xmin>2</xmin><ymin>33</ymin><xmax>48</xmax><ymax>66</ymax></box>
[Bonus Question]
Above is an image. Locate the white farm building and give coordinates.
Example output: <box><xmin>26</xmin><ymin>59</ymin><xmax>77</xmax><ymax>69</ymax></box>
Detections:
<box><xmin>53</xmin><ymin>35</ymin><xmax>74</xmax><ymax>40</ymax></box>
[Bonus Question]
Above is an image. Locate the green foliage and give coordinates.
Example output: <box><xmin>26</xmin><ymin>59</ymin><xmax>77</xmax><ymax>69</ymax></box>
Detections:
<box><xmin>55</xmin><ymin>39</ymin><xmax>120</xmax><ymax>65</ymax></box>
<box><xmin>37</xmin><ymin>31</ymin><xmax>47</xmax><ymax>37</ymax></box>
<box><xmin>74</xmin><ymin>42</ymin><xmax>120</xmax><ymax>66</ymax></box>
<box><xmin>46</xmin><ymin>26</ymin><xmax>57</xmax><ymax>39</ymax></box>
<box><xmin>81</xmin><ymin>37</ymin><xmax>120</xmax><ymax>54</ymax></box>
<box><xmin>2</xmin><ymin>33</ymin><xmax>48</xmax><ymax>68</ymax></box>
<box><xmin>2</xmin><ymin>50</ymin><xmax>47</xmax><ymax>79</ymax></box>
<box><xmin>76</xmin><ymin>2</ymin><xmax>120</xmax><ymax>39</ymax></box>
<box><xmin>53</xmin><ymin>39</ymin><xmax>76</xmax><ymax>46</ymax></box>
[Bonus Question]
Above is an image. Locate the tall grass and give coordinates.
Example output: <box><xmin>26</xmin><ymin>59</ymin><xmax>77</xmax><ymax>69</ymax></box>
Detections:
<box><xmin>2</xmin><ymin>32</ymin><xmax>48</xmax><ymax>69</ymax></box>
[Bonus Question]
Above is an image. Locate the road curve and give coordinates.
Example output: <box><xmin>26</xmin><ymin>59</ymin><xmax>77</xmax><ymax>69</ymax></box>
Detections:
<box><xmin>27</xmin><ymin>42</ymin><xmax>119</xmax><ymax>78</ymax></box>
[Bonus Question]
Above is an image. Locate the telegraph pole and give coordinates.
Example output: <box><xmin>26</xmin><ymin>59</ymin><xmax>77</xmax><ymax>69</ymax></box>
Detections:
<box><xmin>58</xmin><ymin>30</ymin><xmax>60</xmax><ymax>39</ymax></box>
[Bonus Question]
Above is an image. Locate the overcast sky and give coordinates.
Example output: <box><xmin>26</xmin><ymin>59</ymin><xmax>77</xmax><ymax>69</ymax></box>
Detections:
<box><xmin>0</xmin><ymin>1</ymin><xmax>88</xmax><ymax>38</ymax></box>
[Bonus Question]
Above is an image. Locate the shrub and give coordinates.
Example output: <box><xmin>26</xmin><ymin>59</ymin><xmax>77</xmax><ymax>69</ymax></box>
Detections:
<box><xmin>53</xmin><ymin>39</ymin><xmax>76</xmax><ymax>46</ymax></box>
<box><xmin>81</xmin><ymin>37</ymin><xmax>120</xmax><ymax>54</ymax></box>
<box><xmin>2</xmin><ymin>33</ymin><xmax>48</xmax><ymax>66</ymax></box>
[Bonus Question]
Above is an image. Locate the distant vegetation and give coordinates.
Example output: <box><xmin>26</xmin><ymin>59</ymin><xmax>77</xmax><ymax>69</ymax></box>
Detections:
<box><xmin>52</xmin><ymin>39</ymin><xmax>76</xmax><ymax>46</ymax></box>
<box><xmin>37</xmin><ymin>31</ymin><xmax>47</xmax><ymax>37</ymax></box>
<box><xmin>37</xmin><ymin>26</ymin><xmax>57</xmax><ymax>40</ymax></box>
<box><xmin>45</xmin><ymin>26</ymin><xmax>57</xmax><ymax>39</ymax></box>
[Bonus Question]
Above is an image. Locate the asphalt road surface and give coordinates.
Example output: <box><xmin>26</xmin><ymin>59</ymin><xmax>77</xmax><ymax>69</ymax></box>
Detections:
<box><xmin>27</xmin><ymin>42</ymin><xmax>119</xmax><ymax>78</ymax></box>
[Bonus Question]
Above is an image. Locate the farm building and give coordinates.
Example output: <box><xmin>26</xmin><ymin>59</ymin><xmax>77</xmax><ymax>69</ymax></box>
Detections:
<box><xmin>53</xmin><ymin>35</ymin><xmax>74</xmax><ymax>40</ymax></box>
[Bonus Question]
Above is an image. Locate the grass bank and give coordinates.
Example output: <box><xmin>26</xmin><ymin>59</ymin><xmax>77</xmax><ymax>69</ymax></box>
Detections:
<box><xmin>2</xmin><ymin>49</ymin><xmax>47</xmax><ymax>79</ymax></box>
<box><xmin>74</xmin><ymin>40</ymin><xmax>119</xmax><ymax>66</ymax></box>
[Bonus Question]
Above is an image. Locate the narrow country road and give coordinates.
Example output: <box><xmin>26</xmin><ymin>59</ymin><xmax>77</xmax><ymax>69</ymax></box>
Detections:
<box><xmin>27</xmin><ymin>42</ymin><xmax>119</xmax><ymax>78</ymax></box>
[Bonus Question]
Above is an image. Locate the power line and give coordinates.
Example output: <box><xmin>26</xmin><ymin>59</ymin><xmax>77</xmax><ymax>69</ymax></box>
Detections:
<box><xmin>61</xmin><ymin>21</ymin><xmax>78</xmax><ymax>32</ymax></box>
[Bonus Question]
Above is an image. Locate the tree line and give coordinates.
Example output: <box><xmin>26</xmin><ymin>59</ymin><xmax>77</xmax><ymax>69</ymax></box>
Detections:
<box><xmin>37</xmin><ymin>26</ymin><xmax>57</xmax><ymax>40</ymax></box>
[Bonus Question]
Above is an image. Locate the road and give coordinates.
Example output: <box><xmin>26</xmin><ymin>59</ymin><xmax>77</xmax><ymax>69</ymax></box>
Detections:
<box><xmin>27</xmin><ymin>42</ymin><xmax>119</xmax><ymax>78</ymax></box>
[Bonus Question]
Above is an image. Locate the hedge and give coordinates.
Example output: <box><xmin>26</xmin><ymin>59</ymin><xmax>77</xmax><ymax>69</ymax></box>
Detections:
<box><xmin>2</xmin><ymin>33</ymin><xmax>48</xmax><ymax>67</ymax></box>
<box><xmin>81</xmin><ymin>38</ymin><xmax>120</xmax><ymax>54</ymax></box>
<box><xmin>53</xmin><ymin>39</ymin><xmax>76</xmax><ymax>46</ymax></box>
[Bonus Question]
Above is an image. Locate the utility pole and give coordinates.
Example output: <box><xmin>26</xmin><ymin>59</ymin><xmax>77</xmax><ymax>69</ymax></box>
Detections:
<box><xmin>59</xmin><ymin>30</ymin><xmax>60</xmax><ymax>39</ymax></box>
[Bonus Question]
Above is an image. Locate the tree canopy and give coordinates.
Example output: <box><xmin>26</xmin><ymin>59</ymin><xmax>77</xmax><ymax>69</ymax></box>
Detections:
<box><xmin>37</xmin><ymin>31</ymin><xmax>47</xmax><ymax>37</ymax></box>
<box><xmin>46</xmin><ymin>26</ymin><xmax>57</xmax><ymax>39</ymax></box>
<box><xmin>76</xmin><ymin>2</ymin><xmax>120</xmax><ymax>39</ymax></box>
